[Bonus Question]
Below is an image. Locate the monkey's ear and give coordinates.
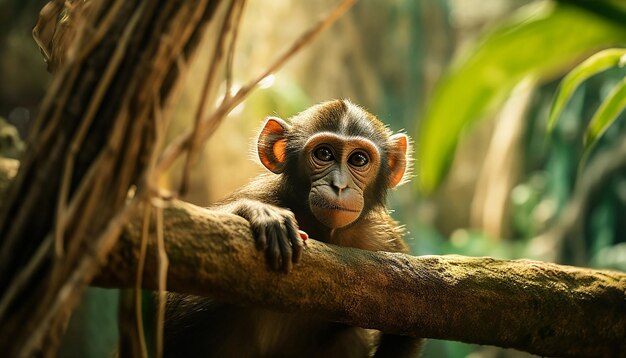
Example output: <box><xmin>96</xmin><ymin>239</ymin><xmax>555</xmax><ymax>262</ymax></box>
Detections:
<box><xmin>388</xmin><ymin>133</ymin><xmax>409</xmax><ymax>188</ymax></box>
<box><xmin>258</xmin><ymin>117</ymin><xmax>290</xmax><ymax>174</ymax></box>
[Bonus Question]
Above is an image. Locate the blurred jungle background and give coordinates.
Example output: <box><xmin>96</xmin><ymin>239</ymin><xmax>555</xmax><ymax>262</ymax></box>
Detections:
<box><xmin>2</xmin><ymin>0</ymin><xmax>626</xmax><ymax>357</ymax></box>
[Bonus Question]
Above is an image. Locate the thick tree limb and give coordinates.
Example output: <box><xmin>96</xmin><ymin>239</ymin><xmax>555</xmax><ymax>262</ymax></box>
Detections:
<box><xmin>1</xmin><ymin>155</ymin><xmax>625</xmax><ymax>357</ymax></box>
<box><xmin>93</xmin><ymin>198</ymin><xmax>626</xmax><ymax>357</ymax></box>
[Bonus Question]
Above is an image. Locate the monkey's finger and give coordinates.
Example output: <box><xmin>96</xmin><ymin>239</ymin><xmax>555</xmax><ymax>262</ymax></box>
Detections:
<box><xmin>285</xmin><ymin>221</ymin><xmax>303</xmax><ymax>264</ymax></box>
<box><xmin>278</xmin><ymin>222</ymin><xmax>294</xmax><ymax>273</ymax></box>
<box><xmin>266</xmin><ymin>225</ymin><xmax>281</xmax><ymax>271</ymax></box>
<box><xmin>253</xmin><ymin>225</ymin><xmax>267</xmax><ymax>250</ymax></box>
<box><xmin>298</xmin><ymin>230</ymin><xmax>308</xmax><ymax>242</ymax></box>
<box><xmin>277</xmin><ymin>233</ymin><xmax>292</xmax><ymax>273</ymax></box>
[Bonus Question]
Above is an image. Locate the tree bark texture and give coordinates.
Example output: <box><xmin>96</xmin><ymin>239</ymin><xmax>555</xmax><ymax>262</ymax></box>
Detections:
<box><xmin>1</xmin><ymin>150</ymin><xmax>625</xmax><ymax>356</ymax></box>
<box><xmin>0</xmin><ymin>1</ymin><xmax>219</xmax><ymax>355</ymax></box>
<box><xmin>93</xmin><ymin>198</ymin><xmax>626</xmax><ymax>358</ymax></box>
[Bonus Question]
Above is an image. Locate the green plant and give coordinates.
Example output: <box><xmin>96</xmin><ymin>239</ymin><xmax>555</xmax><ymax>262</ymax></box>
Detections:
<box><xmin>417</xmin><ymin>2</ymin><xmax>626</xmax><ymax>193</ymax></box>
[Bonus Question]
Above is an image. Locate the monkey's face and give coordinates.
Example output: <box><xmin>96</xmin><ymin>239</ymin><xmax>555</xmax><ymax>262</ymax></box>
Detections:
<box><xmin>303</xmin><ymin>132</ymin><xmax>380</xmax><ymax>229</ymax></box>
<box><xmin>256</xmin><ymin>101</ymin><xmax>410</xmax><ymax>230</ymax></box>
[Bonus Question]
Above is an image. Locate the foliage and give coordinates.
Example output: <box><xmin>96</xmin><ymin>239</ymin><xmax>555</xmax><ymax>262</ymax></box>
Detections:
<box><xmin>417</xmin><ymin>2</ymin><xmax>626</xmax><ymax>193</ymax></box>
<box><xmin>584</xmin><ymin>77</ymin><xmax>626</xmax><ymax>149</ymax></box>
<box><xmin>548</xmin><ymin>48</ymin><xmax>626</xmax><ymax>158</ymax></box>
<box><xmin>547</xmin><ymin>48</ymin><xmax>626</xmax><ymax>133</ymax></box>
<box><xmin>410</xmin><ymin>0</ymin><xmax>626</xmax><ymax>279</ymax></box>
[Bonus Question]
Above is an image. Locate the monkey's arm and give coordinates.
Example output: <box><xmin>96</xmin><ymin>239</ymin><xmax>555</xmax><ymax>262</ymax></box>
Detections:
<box><xmin>211</xmin><ymin>197</ymin><xmax>304</xmax><ymax>273</ymax></box>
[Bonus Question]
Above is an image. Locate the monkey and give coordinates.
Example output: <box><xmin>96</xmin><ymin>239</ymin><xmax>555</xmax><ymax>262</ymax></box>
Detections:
<box><xmin>164</xmin><ymin>100</ymin><xmax>422</xmax><ymax>357</ymax></box>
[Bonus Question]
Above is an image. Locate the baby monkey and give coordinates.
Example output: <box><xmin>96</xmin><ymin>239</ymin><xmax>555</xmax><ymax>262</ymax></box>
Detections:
<box><xmin>165</xmin><ymin>100</ymin><xmax>421</xmax><ymax>357</ymax></box>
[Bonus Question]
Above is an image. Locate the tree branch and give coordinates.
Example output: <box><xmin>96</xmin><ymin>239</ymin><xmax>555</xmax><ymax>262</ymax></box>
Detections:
<box><xmin>0</xmin><ymin>157</ymin><xmax>624</xmax><ymax>356</ymax></box>
<box><xmin>91</xmin><ymin>198</ymin><xmax>626</xmax><ymax>357</ymax></box>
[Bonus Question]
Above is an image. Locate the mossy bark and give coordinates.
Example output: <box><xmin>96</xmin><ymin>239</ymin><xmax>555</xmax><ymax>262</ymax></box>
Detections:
<box><xmin>1</xmin><ymin>152</ymin><xmax>625</xmax><ymax>357</ymax></box>
<box><xmin>94</xmin><ymin>199</ymin><xmax>626</xmax><ymax>357</ymax></box>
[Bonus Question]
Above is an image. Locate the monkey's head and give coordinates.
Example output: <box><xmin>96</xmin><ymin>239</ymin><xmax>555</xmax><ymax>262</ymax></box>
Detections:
<box><xmin>257</xmin><ymin>100</ymin><xmax>410</xmax><ymax>229</ymax></box>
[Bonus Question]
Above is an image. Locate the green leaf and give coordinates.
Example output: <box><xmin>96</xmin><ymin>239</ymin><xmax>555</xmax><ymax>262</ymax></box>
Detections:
<box><xmin>583</xmin><ymin>77</ymin><xmax>626</xmax><ymax>150</ymax></box>
<box><xmin>417</xmin><ymin>3</ymin><xmax>626</xmax><ymax>193</ymax></box>
<box><xmin>548</xmin><ymin>48</ymin><xmax>626</xmax><ymax>132</ymax></box>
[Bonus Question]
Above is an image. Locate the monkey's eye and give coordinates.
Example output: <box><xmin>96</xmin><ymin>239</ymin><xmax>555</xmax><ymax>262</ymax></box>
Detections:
<box><xmin>314</xmin><ymin>147</ymin><xmax>334</xmax><ymax>162</ymax></box>
<box><xmin>348</xmin><ymin>152</ymin><xmax>369</xmax><ymax>167</ymax></box>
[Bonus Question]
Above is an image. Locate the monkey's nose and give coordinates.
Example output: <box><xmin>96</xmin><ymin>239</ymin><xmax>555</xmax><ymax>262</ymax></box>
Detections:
<box><xmin>331</xmin><ymin>180</ymin><xmax>348</xmax><ymax>194</ymax></box>
<box><xmin>329</xmin><ymin>170</ymin><xmax>349</xmax><ymax>194</ymax></box>
<box><xmin>331</xmin><ymin>184</ymin><xmax>345</xmax><ymax>195</ymax></box>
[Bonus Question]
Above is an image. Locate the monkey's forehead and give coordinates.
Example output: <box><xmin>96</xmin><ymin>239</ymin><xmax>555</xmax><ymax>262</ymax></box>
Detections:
<box><xmin>302</xmin><ymin>131</ymin><xmax>382</xmax><ymax>153</ymax></box>
<box><xmin>289</xmin><ymin>100</ymin><xmax>392</xmax><ymax>144</ymax></box>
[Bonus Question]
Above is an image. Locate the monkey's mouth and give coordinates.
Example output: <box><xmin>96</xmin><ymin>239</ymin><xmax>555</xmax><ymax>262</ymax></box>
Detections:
<box><xmin>312</xmin><ymin>201</ymin><xmax>360</xmax><ymax>212</ymax></box>
<box><xmin>309</xmin><ymin>196</ymin><xmax>362</xmax><ymax>228</ymax></box>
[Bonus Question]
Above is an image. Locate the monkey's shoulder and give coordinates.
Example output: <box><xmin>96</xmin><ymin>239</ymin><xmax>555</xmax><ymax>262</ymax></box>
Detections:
<box><xmin>218</xmin><ymin>173</ymin><xmax>284</xmax><ymax>206</ymax></box>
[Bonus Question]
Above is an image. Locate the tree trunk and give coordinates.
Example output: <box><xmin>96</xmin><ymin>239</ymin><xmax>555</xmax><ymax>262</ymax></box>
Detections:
<box><xmin>0</xmin><ymin>1</ymin><xmax>219</xmax><ymax>355</ymax></box>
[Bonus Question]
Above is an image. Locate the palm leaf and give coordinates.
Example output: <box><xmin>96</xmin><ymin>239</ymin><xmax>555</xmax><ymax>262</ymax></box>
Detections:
<box><xmin>584</xmin><ymin>77</ymin><xmax>626</xmax><ymax>150</ymax></box>
<box><xmin>417</xmin><ymin>3</ymin><xmax>626</xmax><ymax>193</ymax></box>
<box><xmin>548</xmin><ymin>48</ymin><xmax>626</xmax><ymax>132</ymax></box>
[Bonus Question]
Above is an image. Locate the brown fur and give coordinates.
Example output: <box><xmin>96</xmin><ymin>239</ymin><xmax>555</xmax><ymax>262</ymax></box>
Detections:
<box><xmin>164</xmin><ymin>100</ymin><xmax>421</xmax><ymax>357</ymax></box>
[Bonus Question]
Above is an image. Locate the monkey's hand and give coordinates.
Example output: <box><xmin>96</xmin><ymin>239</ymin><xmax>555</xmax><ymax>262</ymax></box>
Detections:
<box><xmin>228</xmin><ymin>200</ymin><xmax>306</xmax><ymax>273</ymax></box>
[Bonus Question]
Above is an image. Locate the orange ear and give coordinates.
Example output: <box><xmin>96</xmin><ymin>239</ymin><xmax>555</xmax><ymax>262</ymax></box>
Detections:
<box><xmin>388</xmin><ymin>133</ymin><xmax>408</xmax><ymax>188</ymax></box>
<box><xmin>257</xmin><ymin>117</ymin><xmax>290</xmax><ymax>173</ymax></box>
